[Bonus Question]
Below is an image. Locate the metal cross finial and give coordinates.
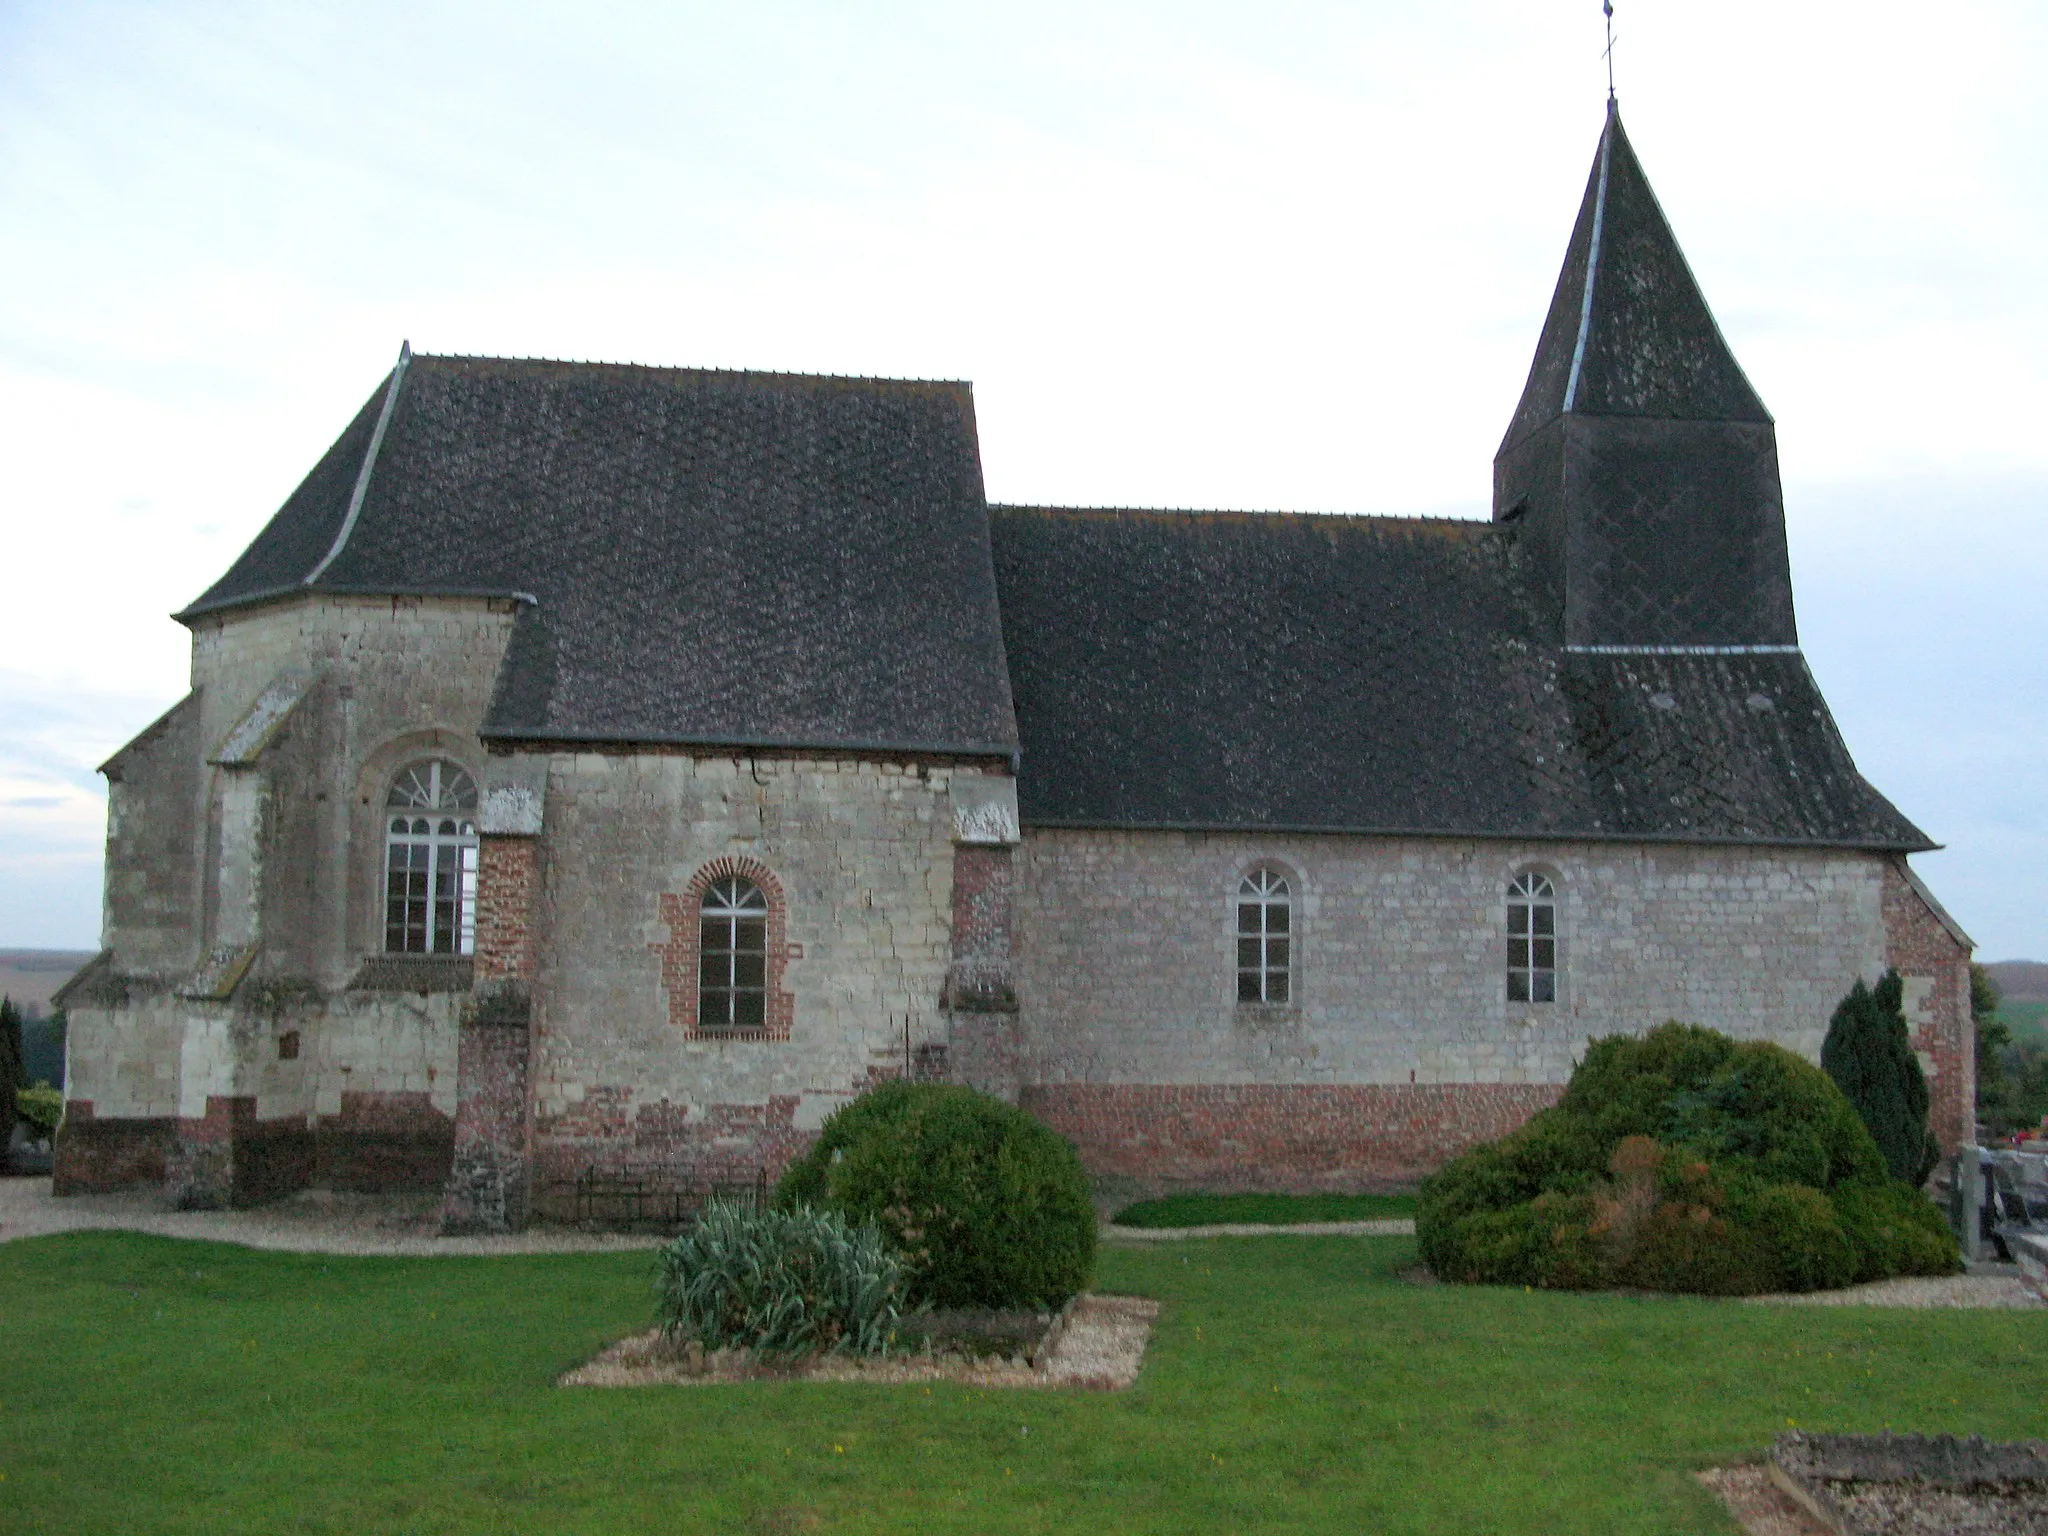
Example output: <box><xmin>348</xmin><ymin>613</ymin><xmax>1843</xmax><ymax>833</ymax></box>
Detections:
<box><xmin>1602</xmin><ymin>0</ymin><xmax>1617</xmax><ymax>102</ymax></box>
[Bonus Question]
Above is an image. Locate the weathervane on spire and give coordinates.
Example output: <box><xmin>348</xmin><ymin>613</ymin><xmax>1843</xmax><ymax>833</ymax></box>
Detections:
<box><xmin>1602</xmin><ymin>0</ymin><xmax>1617</xmax><ymax>103</ymax></box>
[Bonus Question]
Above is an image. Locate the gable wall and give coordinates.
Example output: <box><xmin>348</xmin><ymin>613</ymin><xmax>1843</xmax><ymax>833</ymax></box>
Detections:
<box><xmin>184</xmin><ymin>594</ymin><xmax>519</xmax><ymax>987</ymax></box>
<box><xmin>526</xmin><ymin>753</ymin><xmax>1001</xmax><ymax>1203</ymax></box>
<box><xmin>1013</xmin><ymin>828</ymin><xmax>1890</xmax><ymax>1191</ymax></box>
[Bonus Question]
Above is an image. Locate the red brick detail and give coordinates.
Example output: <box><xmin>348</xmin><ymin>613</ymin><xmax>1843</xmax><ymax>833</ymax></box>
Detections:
<box><xmin>1881</xmin><ymin>858</ymin><xmax>1974</xmax><ymax>1156</ymax></box>
<box><xmin>315</xmin><ymin>1091</ymin><xmax>454</xmax><ymax>1191</ymax></box>
<box><xmin>943</xmin><ymin>843</ymin><xmax>1017</xmax><ymax>1019</ymax></box>
<box><xmin>1020</xmin><ymin>1082</ymin><xmax>1565</xmax><ymax>1192</ymax></box>
<box><xmin>52</xmin><ymin>1102</ymin><xmax>178</xmax><ymax>1195</ymax></box>
<box><xmin>474</xmin><ymin>835</ymin><xmax>540</xmax><ymax>984</ymax></box>
<box><xmin>441</xmin><ymin>1013</ymin><xmax>533</xmax><ymax>1231</ymax></box>
<box><xmin>533</xmin><ymin>1093</ymin><xmax>813</xmax><ymax>1193</ymax></box>
<box><xmin>951</xmin><ymin>844</ymin><xmax>1013</xmax><ymax>959</ymax></box>
<box><xmin>653</xmin><ymin>856</ymin><xmax>793</xmax><ymax>1041</ymax></box>
<box><xmin>165</xmin><ymin>1095</ymin><xmax>316</xmax><ymax>1208</ymax></box>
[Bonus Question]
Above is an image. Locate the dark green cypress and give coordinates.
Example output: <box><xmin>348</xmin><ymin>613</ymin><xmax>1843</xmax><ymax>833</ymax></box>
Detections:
<box><xmin>0</xmin><ymin>997</ymin><xmax>22</xmax><ymax>1159</ymax></box>
<box><xmin>1822</xmin><ymin>971</ymin><xmax>1938</xmax><ymax>1186</ymax></box>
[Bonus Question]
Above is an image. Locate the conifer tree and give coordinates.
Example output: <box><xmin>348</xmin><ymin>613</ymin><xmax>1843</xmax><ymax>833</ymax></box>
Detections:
<box><xmin>0</xmin><ymin>997</ymin><xmax>22</xmax><ymax>1160</ymax></box>
<box><xmin>1822</xmin><ymin>971</ymin><xmax>1938</xmax><ymax>1185</ymax></box>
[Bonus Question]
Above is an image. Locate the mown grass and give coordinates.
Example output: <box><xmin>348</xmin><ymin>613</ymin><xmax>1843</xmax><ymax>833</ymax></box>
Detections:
<box><xmin>1110</xmin><ymin>1191</ymin><xmax>1417</xmax><ymax>1227</ymax></box>
<box><xmin>2</xmin><ymin>1229</ymin><xmax>2044</xmax><ymax>1534</ymax></box>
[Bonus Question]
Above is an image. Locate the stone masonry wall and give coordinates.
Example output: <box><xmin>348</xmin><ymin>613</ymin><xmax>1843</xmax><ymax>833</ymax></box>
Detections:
<box><xmin>1014</xmin><ymin>829</ymin><xmax>1892</xmax><ymax>1189</ymax></box>
<box><xmin>1881</xmin><ymin>858</ymin><xmax>1974</xmax><ymax>1155</ymax></box>
<box><xmin>61</xmin><ymin>593</ymin><xmax>508</xmax><ymax>1197</ymax></box>
<box><xmin>183</xmin><ymin>593</ymin><xmax>517</xmax><ymax>990</ymax></box>
<box><xmin>528</xmin><ymin>755</ymin><xmax>997</xmax><ymax>1195</ymax></box>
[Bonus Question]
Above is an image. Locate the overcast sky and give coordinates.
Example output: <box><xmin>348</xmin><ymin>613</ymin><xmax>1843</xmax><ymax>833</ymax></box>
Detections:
<box><xmin>1</xmin><ymin>1</ymin><xmax>2042</xmax><ymax>959</ymax></box>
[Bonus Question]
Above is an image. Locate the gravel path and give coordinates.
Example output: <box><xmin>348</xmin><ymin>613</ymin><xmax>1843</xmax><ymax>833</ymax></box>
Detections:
<box><xmin>1746</xmin><ymin>1274</ymin><xmax>2045</xmax><ymax>1310</ymax></box>
<box><xmin>0</xmin><ymin>1175</ymin><xmax>663</xmax><ymax>1257</ymax></box>
<box><xmin>1103</xmin><ymin>1218</ymin><xmax>1416</xmax><ymax>1241</ymax></box>
<box><xmin>10</xmin><ymin>1180</ymin><xmax>2037</xmax><ymax>1314</ymax></box>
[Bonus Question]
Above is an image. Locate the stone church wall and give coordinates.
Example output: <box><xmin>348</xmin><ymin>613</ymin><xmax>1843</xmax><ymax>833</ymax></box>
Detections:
<box><xmin>524</xmin><ymin>754</ymin><xmax>993</xmax><ymax>1205</ymax></box>
<box><xmin>59</xmin><ymin>594</ymin><xmax>513</xmax><ymax>1201</ymax></box>
<box><xmin>1013</xmin><ymin>829</ymin><xmax>1893</xmax><ymax>1192</ymax></box>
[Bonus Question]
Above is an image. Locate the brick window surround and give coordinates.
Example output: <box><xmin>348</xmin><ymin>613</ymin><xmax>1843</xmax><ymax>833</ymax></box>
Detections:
<box><xmin>654</xmin><ymin>856</ymin><xmax>796</xmax><ymax>1041</ymax></box>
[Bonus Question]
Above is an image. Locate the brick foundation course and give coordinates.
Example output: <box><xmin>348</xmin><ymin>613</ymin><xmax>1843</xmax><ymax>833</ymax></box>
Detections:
<box><xmin>316</xmin><ymin>1090</ymin><xmax>454</xmax><ymax>1191</ymax></box>
<box><xmin>531</xmin><ymin>1093</ymin><xmax>815</xmax><ymax>1216</ymax></box>
<box><xmin>165</xmin><ymin>1095</ymin><xmax>317</xmax><ymax>1209</ymax></box>
<box><xmin>51</xmin><ymin>1102</ymin><xmax>176</xmax><ymax>1195</ymax></box>
<box><xmin>1022</xmin><ymin>1081</ymin><xmax>1564</xmax><ymax>1193</ymax></box>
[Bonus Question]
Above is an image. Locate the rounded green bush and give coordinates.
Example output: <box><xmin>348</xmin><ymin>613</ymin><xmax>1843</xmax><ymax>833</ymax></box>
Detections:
<box><xmin>1831</xmin><ymin>1180</ymin><xmax>1964</xmax><ymax>1283</ymax></box>
<box><xmin>1747</xmin><ymin>1183</ymin><xmax>1856</xmax><ymax>1293</ymax></box>
<box><xmin>775</xmin><ymin>1081</ymin><xmax>1097</xmax><ymax>1310</ymax></box>
<box><xmin>1417</xmin><ymin>1021</ymin><xmax>1959</xmax><ymax>1295</ymax></box>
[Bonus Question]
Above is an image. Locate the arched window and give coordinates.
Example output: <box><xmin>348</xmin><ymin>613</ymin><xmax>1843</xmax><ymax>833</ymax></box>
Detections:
<box><xmin>384</xmin><ymin>760</ymin><xmax>478</xmax><ymax>955</ymax></box>
<box><xmin>1237</xmin><ymin>867</ymin><xmax>1291</xmax><ymax>1004</ymax></box>
<box><xmin>699</xmin><ymin>875</ymin><xmax>769</xmax><ymax>1029</ymax></box>
<box><xmin>1507</xmin><ymin>870</ymin><xmax>1556</xmax><ymax>1003</ymax></box>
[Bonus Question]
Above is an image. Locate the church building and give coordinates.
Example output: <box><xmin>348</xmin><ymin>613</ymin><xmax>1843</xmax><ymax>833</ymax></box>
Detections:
<box><xmin>55</xmin><ymin>104</ymin><xmax>1974</xmax><ymax>1226</ymax></box>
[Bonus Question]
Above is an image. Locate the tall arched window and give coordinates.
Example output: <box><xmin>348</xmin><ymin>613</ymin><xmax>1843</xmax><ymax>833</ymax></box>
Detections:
<box><xmin>384</xmin><ymin>760</ymin><xmax>478</xmax><ymax>955</ymax></box>
<box><xmin>1237</xmin><ymin>867</ymin><xmax>1291</xmax><ymax>1004</ymax></box>
<box><xmin>1507</xmin><ymin>870</ymin><xmax>1557</xmax><ymax>1003</ymax></box>
<box><xmin>699</xmin><ymin>874</ymin><xmax>769</xmax><ymax>1029</ymax></box>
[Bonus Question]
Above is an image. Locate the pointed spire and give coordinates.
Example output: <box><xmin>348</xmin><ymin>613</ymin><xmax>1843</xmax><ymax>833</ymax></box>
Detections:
<box><xmin>1499</xmin><ymin>107</ymin><xmax>1770</xmax><ymax>457</ymax></box>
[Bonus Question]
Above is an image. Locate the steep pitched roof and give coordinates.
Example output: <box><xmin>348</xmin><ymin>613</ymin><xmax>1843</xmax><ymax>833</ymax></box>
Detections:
<box><xmin>990</xmin><ymin>505</ymin><xmax>1930</xmax><ymax>851</ymax></box>
<box><xmin>1501</xmin><ymin>101</ymin><xmax>1771</xmax><ymax>456</ymax></box>
<box><xmin>183</xmin><ymin>355</ymin><xmax>1019</xmax><ymax>757</ymax></box>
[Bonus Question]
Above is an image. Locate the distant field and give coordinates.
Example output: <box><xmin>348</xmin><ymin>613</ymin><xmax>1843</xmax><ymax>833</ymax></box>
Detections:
<box><xmin>1987</xmin><ymin>960</ymin><xmax>2048</xmax><ymax>1004</ymax></box>
<box><xmin>0</xmin><ymin>949</ymin><xmax>96</xmax><ymax>1019</ymax></box>
<box><xmin>1994</xmin><ymin>1000</ymin><xmax>2048</xmax><ymax>1050</ymax></box>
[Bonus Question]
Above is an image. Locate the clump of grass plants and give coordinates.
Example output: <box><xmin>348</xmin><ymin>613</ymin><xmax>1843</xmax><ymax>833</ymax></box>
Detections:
<box><xmin>655</xmin><ymin>1200</ymin><xmax>911</xmax><ymax>1360</ymax></box>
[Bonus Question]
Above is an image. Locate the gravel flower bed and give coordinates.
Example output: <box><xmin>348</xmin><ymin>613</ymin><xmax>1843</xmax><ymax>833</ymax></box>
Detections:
<box><xmin>562</xmin><ymin>1294</ymin><xmax>1160</xmax><ymax>1390</ymax></box>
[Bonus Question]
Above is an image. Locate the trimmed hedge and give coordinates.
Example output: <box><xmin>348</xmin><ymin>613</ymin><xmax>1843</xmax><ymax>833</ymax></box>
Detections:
<box><xmin>1417</xmin><ymin>1023</ymin><xmax>1960</xmax><ymax>1294</ymax></box>
<box><xmin>775</xmin><ymin>1081</ymin><xmax>1096</xmax><ymax>1310</ymax></box>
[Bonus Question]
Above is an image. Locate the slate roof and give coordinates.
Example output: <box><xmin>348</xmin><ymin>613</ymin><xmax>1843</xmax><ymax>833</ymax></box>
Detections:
<box><xmin>989</xmin><ymin>505</ymin><xmax>1931</xmax><ymax>850</ymax></box>
<box><xmin>1501</xmin><ymin>101</ymin><xmax>1772</xmax><ymax>456</ymax></box>
<box><xmin>183</xmin><ymin>355</ymin><xmax>1020</xmax><ymax>757</ymax></box>
<box><xmin>174</xmin><ymin>108</ymin><xmax>1930</xmax><ymax>853</ymax></box>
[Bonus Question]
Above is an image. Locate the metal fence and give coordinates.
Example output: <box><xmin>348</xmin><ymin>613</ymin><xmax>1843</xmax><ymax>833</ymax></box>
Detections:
<box><xmin>538</xmin><ymin>1166</ymin><xmax>770</xmax><ymax>1231</ymax></box>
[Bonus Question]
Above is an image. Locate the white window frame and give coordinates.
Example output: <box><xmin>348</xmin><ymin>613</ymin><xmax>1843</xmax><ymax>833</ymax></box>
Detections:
<box><xmin>1507</xmin><ymin>869</ymin><xmax>1557</xmax><ymax>1004</ymax></box>
<box><xmin>699</xmin><ymin>874</ymin><xmax>770</xmax><ymax>1030</ymax></box>
<box><xmin>383</xmin><ymin>760</ymin><xmax>479</xmax><ymax>956</ymax></box>
<box><xmin>1236</xmin><ymin>867</ymin><xmax>1293</xmax><ymax>1005</ymax></box>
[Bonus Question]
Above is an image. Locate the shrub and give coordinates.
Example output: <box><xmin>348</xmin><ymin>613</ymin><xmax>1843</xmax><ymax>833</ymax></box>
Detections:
<box><xmin>15</xmin><ymin>1083</ymin><xmax>63</xmax><ymax>1140</ymax></box>
<box><xmin>775</xmin><ymin>1081</ymin><xmax>1096</xmax><ymax>1310</ymax></box>
<box><xmin>1823</xmin><ymin>972</ymin><xmax>1939</xmax><ymax>1187</ymax></box>
<box><xmin>1831</xmin><ymin>1180</ymin><xmax>1963</xmax><ymax>1283</ymax></box>
<box><xmin>1417</xmin><ymin>1021</ymin><xmax>1959</xmax><ymax>1295</ymax></box>
<box><xmin>655</xmin><ymin>1201</ymin><xmax>909</xmax><ymax>1360</ymax></box>
<box><xmin>1745</xmin><ymin>1183</ymin><xmax>1856</xmax><ymax>1293</ymax></box>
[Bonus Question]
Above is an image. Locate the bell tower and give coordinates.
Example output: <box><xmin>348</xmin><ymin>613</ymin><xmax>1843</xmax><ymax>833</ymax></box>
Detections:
<box><xmin>1495</xmin><ymin>101</ymin><xmax>1797</xmax><ymax>652</ymax></box>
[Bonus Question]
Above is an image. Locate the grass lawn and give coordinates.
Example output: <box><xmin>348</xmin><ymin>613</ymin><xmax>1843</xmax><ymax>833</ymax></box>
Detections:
<box><xmin>4</xmin><ymin>1231</ymin><xmax>2045</xmax><ymax>1535</ymax></box>
<box><xmin>1111</xmin><ymin>1192</ymin><xmax>1416</xmax><ymax>1227</ymax></box>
